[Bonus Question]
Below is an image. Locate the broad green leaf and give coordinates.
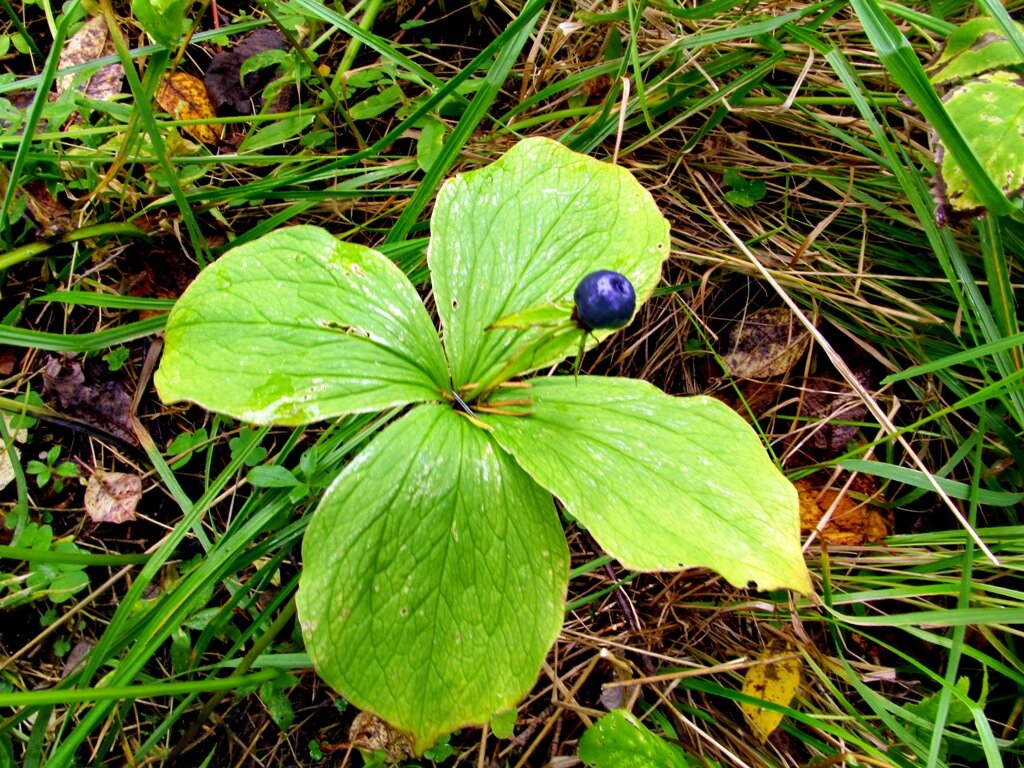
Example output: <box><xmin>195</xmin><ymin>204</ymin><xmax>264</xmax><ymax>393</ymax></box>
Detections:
<box><xmin>483</xmin><ymin>377</ymin><xmax>811</xmax><ymax>593</ymax></box>
<box><xmin>296</xmin><ymin>405</ymin><xmax>569</xmax><ymax>752</ymax></box>
<box><xmin>578</xmin><ymin>709</ymin><xmax>690</xmax><ymax>768</ymax></box>
<box><xmin>156</xmin><ymin>226</ymin><xmax>449</xmax><ymax>425</ymax></box>
<box><xmin>939</xmin><ymin>71</ymin><xmax>1024</xmax><ymax>212</ymax></box>
<box><xmin>932</xmin><ymin>18</ymin><xmax>1024</xmax><ymax>85</ymax></box>
<box><xmin>429</xmin><ymin>137</ymin><xmax>669</xmax><ymax>397</ymax></box>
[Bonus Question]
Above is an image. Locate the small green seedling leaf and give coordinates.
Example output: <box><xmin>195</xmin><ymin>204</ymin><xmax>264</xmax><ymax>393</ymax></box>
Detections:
<box><xmin>939</xmin><ymin>70</ymin><xmax>1024</xmax><ymax>212</ymax></box>
<box><xmin>259</xmin><ymin>673</ymin><xmax>297</xmax><ymax>732</ymax></box>
<box><xmin>723</xmin><ymin>169</ymin><xmax>766</xmax><ymax>208</ymax></box>
<box><xmin>429</xmin><ymin>137</ymin><xmax>669</xmax><ymax>397</ymax></box>
<box><xmin>484</xmin><ymin>377</ymin><xmax>811</xmax><ymax>593</ymax></box>
<box><xmin>490</xmin><ymin>707</ymin><xmax>517</xmax><ymax>739</ymax></box>
<box><xmin>296</xmin><ymin>405</ymin><xmax>569</xmax><ymax>753</ymax></box>
<box><xmin>932</xmin><ymin>17</ymin><xmax>1024</xmax><ymax>85</ymax></box>
<box><xmin>156</xmin><ymin>226</ymin><xmax>450</xmax><ymax>424</ymax></box>
<box><xmin>422</xmin><ymin>734</ymin><xmax>454</xmax><ymax>761</ymax></box>
<box><xmin>578</xmin><ymin>709</ymin><xmax>690</xmax><ymax>768</ymax></box>
<box><xmin>229</xmin><ymin>427</ymin><xmax>268</xmax><ymax>467</ymax></box>
<box><xmin>102</xmin><ymin>347</ymin><xmax>130</xmax><ymax>372</ymax></box>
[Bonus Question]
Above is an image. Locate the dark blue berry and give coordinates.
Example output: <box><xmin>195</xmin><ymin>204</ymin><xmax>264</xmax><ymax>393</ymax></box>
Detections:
<box><xmin>573</xmin><ymin>270</ymin><xmax>636</xmax><ymax>330</ymax></box>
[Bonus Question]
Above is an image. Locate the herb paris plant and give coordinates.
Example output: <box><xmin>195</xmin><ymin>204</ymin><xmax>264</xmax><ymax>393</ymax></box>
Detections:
<box><xmin>155</xmin><ymin>138</ymin><xmax>811</xmax><ymax>752</ymax></box>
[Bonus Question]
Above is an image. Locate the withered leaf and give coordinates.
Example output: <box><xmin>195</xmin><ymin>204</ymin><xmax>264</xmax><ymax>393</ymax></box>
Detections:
<box><xmin>741</xmin><ymin>645</ymin><xmax>801</xmax><ymax>743</ymax></box>
<box><xmin>83</xmin><ymin>468</ymin><xmax>141</xmax><ymax>524</ymax></box>
<box><xmin>801</xmin><ymin>370</ymin><xmax>872</xmax><ymax>455</ymax></box>
<box><xmin>43</xmin><ymin>356</ymin><xmax>137</xmax><ymax>446</ymax></box>
<box><xmin>348</xmin><ymin>711</ymin><xmax>415</xmax><ymax>763</ymax></box>
<box><xmin>205</xmin><ymin>29</ymin><xmax>288</xmax><ymax>115</ymax></box>
<box><xmin>85</xmin><ymin>469</ymin><xmax>142</xmax><ymax>524</ymax></box>
<box><xmin>0</xmin><ymin>415</ymin><xmax>27</xmax><ymax>492</ymax></box>
<box><xmin>57</xmin><ymin>16</ymin><xmax>124</xmax><ymax>101</ymax></box>
<box><xmin>155</xmin><ymin>71</ymin><xmax>222</xmax><ymax>145</ymax></box>
<box><xmin>724</xmin><ymin>307</ymin><xmax>809</xmax><ymax>380</ymax></box>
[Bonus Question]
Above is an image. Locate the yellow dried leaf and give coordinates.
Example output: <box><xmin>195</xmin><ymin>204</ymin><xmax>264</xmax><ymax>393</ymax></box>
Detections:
<box><xmin>155</xmin><ymin>71</ymin><xmax>222</xmax><ymax>146</ymax></box>
<box><xmin>741</xmin><ymin>646</ymin><xmax>801</xmax><ymax>743</ymax></box>
<box><xmin>84</xmin><ymin>469</ymin><xmax>142</xmax><ymax>524</ymax></box>
<box><xmin>57</xmin><ymin>16</ymin><xmax>124</xmax><ymax>101</ymax></box>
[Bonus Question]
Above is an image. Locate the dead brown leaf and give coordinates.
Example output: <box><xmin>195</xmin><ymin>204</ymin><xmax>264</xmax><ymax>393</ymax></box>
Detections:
<box><xmin>155</xmin><ymin>71</ymin><xmax>222</xmax><ymax>146</ymax></box>
<box><xmin>797</xmin><ymin>474</ymin><xmax>891</xmax><ymax>546</ymax></box>
<box><xmin>801</xmin><ymin>369</ymin><xmax>873</xmax><ymax>455</ymax></box>
<box><xmin>42</xmin><ymin>356</ymin><xmax>137</xmax><ymax>446</ymax></box>
<box><xmin>724</xmin><ymin>306</ymin><xmax>809</xmax><ymax>379</ymax></box>
<box><xmin>84</xmin><ymin>469</ymin><xmax>142</xmax><ymax>524</ymax></box>
<box><xmin>204</xmin><ymin>29</ymin><xmax>292</xmax><ymax>115</ymax></box>
<box><xmin>348</xmin><ymin>711</ymin><xmax>415</xmax><ymax>763</ymax></box>
<box><xmin>57</xmin><ymin>16</ymin><xmax>124</xmax><ymax>102</ymax></box>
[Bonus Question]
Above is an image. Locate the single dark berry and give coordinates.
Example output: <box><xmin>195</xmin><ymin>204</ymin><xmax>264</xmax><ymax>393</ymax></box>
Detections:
<box><xmin>573</xmin><ymin>270</ymin><xmax>636</xmax><ymax>330</ymax></box>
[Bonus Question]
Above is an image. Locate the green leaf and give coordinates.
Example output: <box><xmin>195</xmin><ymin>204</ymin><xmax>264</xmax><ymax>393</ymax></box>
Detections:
<box><xmin>155</xmin><ymin>226</ymin><xmax>450</xmax><ymax>425</ymax></box>
<box><xmin>416</xmin><ymin>115</ymin><xmax>446</xmax><ymax>173</ymax></box>
<box><xmin>939</xmin><ymin>70</ymin><xmax>1024</xmax><ymax>212</ymax></box>
<box><xmin>259</xmin><ymin>676</ymin><xmax>297</xmax><ymax>732</ymax></box>
<box><xmin>490</xmin><ymin>707</ymin><xmax>517</xmax><ymax>739</ymax></box>
<box><xmin>428</xmin><ymin>138</ymin><xmax>670</xmax><ymax>397</ymax></box>
<box><xmin>246</xmin><ymin>465</ymin><xmax>301</xmax><ymax>488</ymax></box>
<box><xmin>296</xmin><ymin>405</ymin><xmax>569</xmax><ymax>752</ymax></box>
<box><xmin>349</xmin><ymin>84</ymin><xmax>404</xmax><ymax>120</ymax></box>
<box><xmin>932</xmin><ymin>17</ymin><xmax>1024</xmax><ymax>84</ymax></box>
<box><xmin>131</xmin><ymin>0</ymin><xmax>190</xmax><ymax>48</ymax></box>
<box><xmin>578</xmin><ymin>709</ymin><xmax>690</xmax><ymax>768</ymax></box>
<box><xmin>483</xmin><ymin>377</ymin><xmax>811</xmax><ymax>593</ymax></box>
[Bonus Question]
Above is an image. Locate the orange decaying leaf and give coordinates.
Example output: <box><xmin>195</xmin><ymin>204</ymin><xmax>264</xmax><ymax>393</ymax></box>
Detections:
<box><xmin>155</xmin><ymin>71</ymin><xmax>222</xmax><ymax>146</ymax></box>
<box><xmin>797</xmin><ymin>475</ymin><xmax>891</xmax><ymax>546</ymax></box>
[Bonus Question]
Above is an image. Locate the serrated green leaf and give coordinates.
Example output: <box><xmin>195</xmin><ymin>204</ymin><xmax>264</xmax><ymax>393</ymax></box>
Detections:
<box><xmin>940</xmin><ymin>70</ymin><xmax>1024</xmax><ymax>212</ymax></box>
<box><xmin>483</xmin><ymin>377</ymin><xmax>811</xmax><ymax>593</ymax></box>
<box><xmin>296</xmin><ymin>405</ymin><xmax>569</xmax><ymax>753</ymax></box>
<box><xmin>155</xmin><ymin>226</ymin><xmax>450</xmax><ymax>425</ymax></box>
<box><xmin>578</xmin><ymin>709</ymin><xmax>690</xmax><ymax>768</ymax></box>
<box><xmin>932</xmin><ymin>17</ymin><xmax>1024</xmax><ymax>84</ymax></box>
<box><xmin>131</xmin><ymin>0</ymin><xmax>190</xmax><ymax>48</ymax></box>
<box><xmin>428</xmin><ymin>137</ymin><xmax>669</xmax><ymax>398</ymax></box>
